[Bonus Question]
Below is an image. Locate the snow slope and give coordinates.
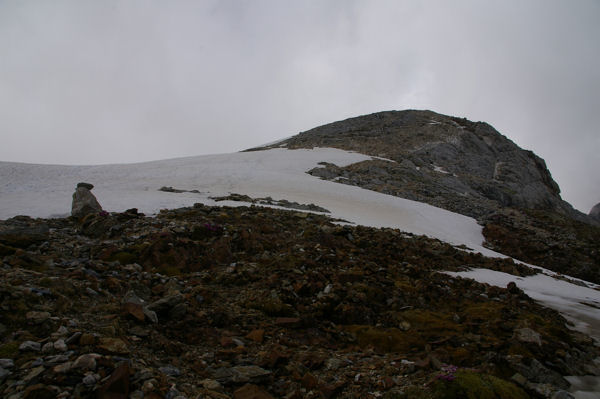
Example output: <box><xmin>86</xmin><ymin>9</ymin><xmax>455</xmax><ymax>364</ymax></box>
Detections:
<box><xmin>0</xmin><ymin>148</ymin><xmax>491</xmax><ymax>255</ymax></box>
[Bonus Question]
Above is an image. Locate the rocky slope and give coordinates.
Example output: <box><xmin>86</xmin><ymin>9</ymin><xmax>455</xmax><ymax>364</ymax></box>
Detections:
<box><xmin>253</xmin><ymin>110</ymin><xmax>600</xmax><ymax>283</ymax></box>
<box><xmin>1</xmin><ymin>205</ymin><xmax>599</xmax><ymax>398</ymax></box>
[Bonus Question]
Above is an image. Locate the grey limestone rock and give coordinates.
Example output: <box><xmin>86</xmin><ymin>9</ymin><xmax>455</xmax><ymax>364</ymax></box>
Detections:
<box><xmin>71</xmin><ymin>182</ymin><xmax>102</xmax><ymax>218</ymax></box>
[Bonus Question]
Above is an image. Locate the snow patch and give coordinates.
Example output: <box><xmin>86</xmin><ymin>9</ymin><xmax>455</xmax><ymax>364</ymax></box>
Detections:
<box><xmin>446</xmin><ymin>268</ymin><xmax>600</xmax><ymax>341</ymax></box>
<box><xmin>433</xmin><ymin>165</ymin><xmax>450</xmax><ymax>174</ymax></box>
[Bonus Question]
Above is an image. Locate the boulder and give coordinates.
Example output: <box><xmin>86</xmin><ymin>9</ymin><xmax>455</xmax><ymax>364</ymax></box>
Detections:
<box><xmin>71</xmin><ymin>182</ymin><xmax>102</xmax><ymax>218</ymax></box>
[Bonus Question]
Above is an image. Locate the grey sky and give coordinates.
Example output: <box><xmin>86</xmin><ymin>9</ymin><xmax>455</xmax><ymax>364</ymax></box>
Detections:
<box><xmin>1</xmin><ymin>0</ymin><xmax>598</xmax><ymax>213</ymax></box>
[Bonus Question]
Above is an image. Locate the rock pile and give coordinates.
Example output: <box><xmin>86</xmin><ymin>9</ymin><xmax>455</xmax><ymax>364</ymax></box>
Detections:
<box><xmin>1</xmin><ymin>204</ymin><xmax>598</xmax><ymax>398</ymax></box>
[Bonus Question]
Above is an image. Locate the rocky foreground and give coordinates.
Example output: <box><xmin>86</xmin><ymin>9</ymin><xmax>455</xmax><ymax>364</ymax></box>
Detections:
<box><xmin>1</xmin><ymin>205</ymin><xmax>599</xmax><ymax>398</ymax></box>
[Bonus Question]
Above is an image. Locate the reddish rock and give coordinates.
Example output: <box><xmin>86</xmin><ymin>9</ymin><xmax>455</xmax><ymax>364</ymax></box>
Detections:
<box><xmin>274</xmin><ymin>317</ymin><xmax>301</xmax><ymax>327</ymax></box>
<box><xmin>262</xmin><ymin>349</ymin><xmax>289</xmax><ymax>368</ymax></box>
<box><xmin>220</xmin><ymin>336</ymin><xmax>235</xmax><ymax>348</ymax></box>
<box><xmin>79</xmin><ymin>333</ymin><xmax>96</xmax><ymax>345</ymax></box>
<box><xmin>23</xmin><ymin>384</ymin><xmax>56</xmax><ymax>399</ymax></box>
<box><xmin>301</xmin><ymin>372</ymin><xmax>319</xmax><ymax>389</ymax></box>
<box><xmin>233</xmin><ymin>384</ymin><xmax>275</xmax><ymax>399</ymax></box>
<box><xmin>96</xmin><ymin>362</ymin><xmax>130</xmax><ymax>399</ymax></box>
<box><xmin>122</xmin><ymin>302</ymin><xmax>145</xmax><ymax>321</ymax></box>
<box><xmin>319</xmin><ymin>381</ymin><xmax>346</xmax><ymax>399</ymax></box>
<box><xmin>98</xmin><ymin>338</ymin><xmax>129</xmax><ymax>355</ymax></box>
<box><xmin>245</xmin><ymin>329</ymin><xmax>265</xmax><ymax>343</ymax></box>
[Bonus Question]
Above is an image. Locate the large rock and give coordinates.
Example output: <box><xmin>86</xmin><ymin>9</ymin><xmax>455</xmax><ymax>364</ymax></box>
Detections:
<box><xmin>71</xmin><ymin>182</ymin><xmax>102</xmax><ymax>218</ymax></box>
<box><xmin>0</xmin><ymin>216</ymin><xmax>49</xmax><ymax>248</ymax></box>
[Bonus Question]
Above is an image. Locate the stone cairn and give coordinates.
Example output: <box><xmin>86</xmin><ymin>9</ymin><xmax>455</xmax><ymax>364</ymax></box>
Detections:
<box><xmin>71</xmin><ymin>182</ymin><xmax>103</xmax><ymax>219</ymax></box>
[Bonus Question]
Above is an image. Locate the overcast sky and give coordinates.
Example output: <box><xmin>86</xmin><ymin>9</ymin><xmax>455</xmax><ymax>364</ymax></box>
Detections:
<box><xmin>1</xmin><ymin>0</ymin><xmax>598</xmax><ymax>213</ymax></box>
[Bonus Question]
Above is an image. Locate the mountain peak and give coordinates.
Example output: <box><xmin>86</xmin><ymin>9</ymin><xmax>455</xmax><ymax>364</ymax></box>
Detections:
<box><xmin>258</xmin><ymin>109</ymin><xmax>572</xmax><ymax>219</ymax></box>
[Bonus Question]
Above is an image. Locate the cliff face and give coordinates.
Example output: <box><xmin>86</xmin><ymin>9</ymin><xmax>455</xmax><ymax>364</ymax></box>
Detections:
<box><xmin>255</xmin><ymin>110</ymin><xmax>600</xmax><ymax>283</ymax></box>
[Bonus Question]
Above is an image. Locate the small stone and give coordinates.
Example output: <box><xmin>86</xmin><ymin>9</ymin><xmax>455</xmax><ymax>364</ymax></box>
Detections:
<box><xmin>98</xmin><ymin>337</ymin><xmax>129</xmax><ymax>355</ymax></box>
<box><xmin>143</xmin><ymin>308</ymin><xmax>158</xmax><ymax>324</ymax></box>
<box><xmin>0</xmin><ymin>366</ymin><xmax>10</xmax><ymax>379</ymax></box>
<box><xmin>41</xmin><ymin>342</ymin><xmax>54</xmax><ymax>353</ymax></box>
<box><xmin>82</xmin><ymin>373</ymin><xmax>97</xmax><ymax>385</ymax></box>
<box><xmin>398</xmin><ymin>321</ymin><xmax>411</xmax><ymax>331</ymax></box>
<box><xmin>23</xmin><ymin>365</ymin><xmax>45</xmax><ymax>382</ymax></box>
<box><xmin>65</xmin><ymin>331</ymin><xmax>82</xmax><ymax>345</ymax></box>
<box><xmin>159</xmin><ymin>365</ymin><xmax>181</xmax><ymax>377</ymax></box>
<box><xmin>301</xmin><ymin>373</ymin><xmax>319</xmax><ymax>389</ymax></box>
<box><xmin>200</xmin><ymin>379</ymin><xmax>222</xmax><ymax>391</ymax></box>
<box><xmin>79</xmin><ymin>333</ymin><xmax>96</xmax><ymax>345</ymax></box>
<box><xmin>142</xmin><ymin>379</ymin><xmax>156</xmax><ymax>393</ymax></box>
<box><xmin>233</xmin><ymin>383</ymin><xmax>275</xmax><ymax>399</ymax></box>
<box><xmin>53</xmin><ymin>361</ymin><xmax>73</xmax><ymax>373</ymax></box>
<box><xmin>31</xmin><ymin>357</ymin><xmax>44</xmax><ymax>367</ymax></box>
<box><xmin>77</xmin><ymin>182</ymin><xmax>94</xmax><ymax>190</ymax></box>
<box><xmin>122</xmin><ymin>302</ymin><xmax>145</xmax><ymax>322</ymax></box>
<box><xmin>0</xmin><ymin>359</ymin><xmax>14</xmax><ymax>368</ymax></box>
<box><xmin>215</xmin><ymin>365</ymin><xmax>271</xmax><ymax>384</ymax></box>
<box><xmin>274</xmin><ymin>317</ymin><xmax>301</xmax><ymax>327</ymax></box>
<box><xmin>26</xmin><ymin>311</ymin><xmax>51</xmax><ymax>324</ymax></box>
<box><xmin>23</xmin><ymin>383</ymin><xmax>56</xmax><ymax>399</ymax></box>
<box><xmin>325</xmin><ymin>358</ymin><xmax>345</xmax><ymax>371</ymax></box>
<box><xmin>52</xmin><ymin>326</ymin><xmax>69</xmax><ymax>338</ymax></box>
<box><xmin>73</xmin><ymin>353</ymin><xmax>99</xmax><ymax>370</ymax></box>
<box><xmin>511</xmin><ymin>373</ymin><xmax>527</xmax><ymax>386</ymax></box>
<box><xmin>245</xmin><ymin>329</ymin><xmax>265</xmax><ymax>343</ymax></box>
<box><xmin>53</xmin><ymin>339</ymin><xmax>67</xmax><ymax>352</ymax></box>
<box><xmin>169</xmin><ymin>303</ymin><xmax>188</xmax><ymax>319</ymax></box>
<box><xmin>552</xmin><ymin>391</ymin><xmax>575</xmax><ymax>399</ymax></box>
<box><xmin>130</xmin><ymin>390</ymin><xmax>144</xmax><ymax>399</ymax></box>
<box><xmin>96</xmin><ymin>362</ymin><xmax>130</xmax><ymax>398</ymax></box>
<box><xmin>20</xmin><ymin>341</ymin><xmax>41</xmax><ymax>352</ymax></box>
<box><xmin>515</xmin><ymin>328</ymin><xmax>542</xmax><ymax>346</ymax></box>
<box><xmin>45</xmin><ymin>354</ymin><xmax>70</xmax><ymax>364</ymax></box>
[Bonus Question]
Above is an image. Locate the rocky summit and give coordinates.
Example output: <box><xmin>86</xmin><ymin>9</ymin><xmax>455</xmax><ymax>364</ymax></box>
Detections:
<box><xmin>0</xmin><ymin>204</ymin><xmax>599</xmax><ymax>399</ymax></box>
<box><xmin>254</xmin><ymin>110</ymin><xmax>600</xmax><ymax>284</ymax></box>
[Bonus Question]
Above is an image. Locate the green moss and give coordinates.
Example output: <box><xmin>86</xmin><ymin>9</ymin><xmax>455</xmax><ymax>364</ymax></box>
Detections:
<box><xmin>345</xmin><ymin>325</ymin><xmax>424</xmax><ymax>352</ymax></box>
<box><xmin>157</xmin><ymin>265</ymin><xmax>182</xmax><ymax>277</ymax></box>
<box><xmin>250</xmin><ymin>298</ymin><xmax>295</xmax><ymax>317</ymax></box>
<box><xmin>109</xmin><ymin>251</ymin><xmax>138</xmax><ymax>265</ymax></box>
<box><xmin>431</xmin><ymin>371</ymin><xmax>529</xmax><ymax>399</ymax></box>
<box><xmin>0</xmin><ymin>341</ymin><xmax>20</xmax><ymax>358</ymax></box>
<box><xmin>401</xmin><ymin>310</ymin><xmax>462</xmax><ymax>339</ymax></box>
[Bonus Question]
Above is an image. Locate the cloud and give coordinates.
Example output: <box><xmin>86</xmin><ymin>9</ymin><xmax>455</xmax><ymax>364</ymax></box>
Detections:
<box><xmin>0</xmin><ymin>0</ymin><xmax>598</xmax><ymax>212</ymax></box>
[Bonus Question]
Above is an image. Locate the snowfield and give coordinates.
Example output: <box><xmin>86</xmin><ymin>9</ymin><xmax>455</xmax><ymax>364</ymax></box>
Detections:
<box><xmin>2</xmin><ymin>147</ymin><xmax>600</xmax><ymax>397</ymax></box>
<box><xmin>1</xmin><ymin>148</ymin><xmax>490</xmax><ymax>255</ymax></box>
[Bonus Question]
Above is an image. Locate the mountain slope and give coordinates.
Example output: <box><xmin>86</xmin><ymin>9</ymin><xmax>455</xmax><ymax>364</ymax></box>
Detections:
<box><xmin>1</xmin><ymin>112</ymin><xmax>600</xmax><ymax>397</ymax></box>
<box><xmin>253</xmin><ymin>110</ymin><xmax>600</xmax><ymax>283</ymax></box>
